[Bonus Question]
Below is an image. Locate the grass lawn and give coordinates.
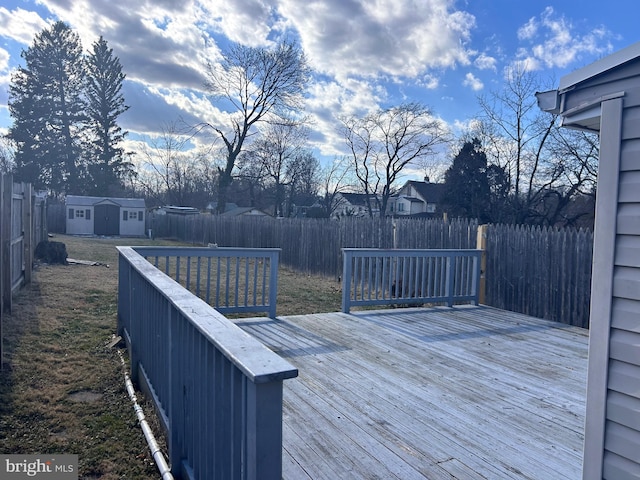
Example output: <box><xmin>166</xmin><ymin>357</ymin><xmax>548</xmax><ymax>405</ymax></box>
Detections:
<box><xmin>0</xmin><ymin>234</ymin><xmax>342</xmax><ymax>479</ymax></box>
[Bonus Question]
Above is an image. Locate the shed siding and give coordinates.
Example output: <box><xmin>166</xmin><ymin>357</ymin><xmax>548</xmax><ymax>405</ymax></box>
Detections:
<box><xmin>605</xmin><ymin>100</ymin><xmax>640</xmax><ymax>478</ymax></box>
<box><xmin>65</xmin><ymin>196</ymin><xmax>146</xmax><ymax>236</ymax></box>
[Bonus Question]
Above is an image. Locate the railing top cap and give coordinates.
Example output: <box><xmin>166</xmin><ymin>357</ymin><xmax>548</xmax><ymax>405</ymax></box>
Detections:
<box><xmin>128</xmin><ymin>246</ymin><xmax>282</xmax><ymax>258</ymax></box>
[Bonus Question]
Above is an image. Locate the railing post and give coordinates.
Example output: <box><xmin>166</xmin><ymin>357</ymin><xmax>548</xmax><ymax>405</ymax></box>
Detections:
<box><xmin>341</xmin><ymin>250</ymin><xmax>352</xmax><ymax>313</ymax></box>
<box><xmin>445</xmin><ymin>254</ymin><xmax>455</xmax><ymax>307</ymax></box>
<box><xmin>246</xmin><ymin>380</ymin><xmax>285</xmax><ymax>480</ymax></box>
<box><xmin>168</xmin><ymin>305</ymin><xmax>183</xmax><ymax>478</ymax></box>
<box><xmin>476</xmin><ymin>224</ymin><xmax>488</xmax><ymax>305</ymax></box>
<box><xmin>269</xmin><ymin>251</ymin><xmax>279</xmax><ymax>319</ymax></box>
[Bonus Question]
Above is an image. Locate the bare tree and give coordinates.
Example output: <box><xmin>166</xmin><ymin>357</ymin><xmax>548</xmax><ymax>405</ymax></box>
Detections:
<box><xmin>138</xmin><ymin>124</ymin><xmax>215</xmax><ymax>207</ymax></box>
<box><xmin>316</xmin><ymin>156</ymin><xmax>356</xmax><ymax>218</ymax></box>
<box><xmin>204</xmin><ymin>39</ymin><xmax>310</xmax><ymax>213</ymax></box>
<box><xmin>249</xmin><ymin>122</ymin><xmax>307</xmax><ymax>216</ymax></box>
<box><xmin>477</xmin><ymin>66</ymin><xmax>598</xmax><ymax>226</ymax></box>
<box><xmin>0</xmin><ymin>135</ymin><xmax>15</xmax><ymax>174</ymax></box>
<box><xmin>340</xmin><ymin>102</ymin><xmax>449</xmax><ymax>217</ymax></box>
<box><xmin>286</xmin><ymin>150</ymin><xmax>320</xmax><ymax>216</ymax></box>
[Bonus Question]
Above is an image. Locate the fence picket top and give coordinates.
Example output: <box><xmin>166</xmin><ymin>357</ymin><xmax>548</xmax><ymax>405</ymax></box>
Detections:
<box><xmin>118</xmin><ymin>246</ymin><xmax>298</xmax><ymax>384</ymax></box>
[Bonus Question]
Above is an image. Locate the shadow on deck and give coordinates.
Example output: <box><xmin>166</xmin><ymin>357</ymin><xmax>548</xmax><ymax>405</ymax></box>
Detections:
<box><xmin>235</xmin><ymin>305</ymin><xmax>588</xmax><ymax>480</ymax></box>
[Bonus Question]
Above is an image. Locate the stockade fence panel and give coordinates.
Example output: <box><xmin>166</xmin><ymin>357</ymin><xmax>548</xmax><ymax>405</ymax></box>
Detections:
<box><xmin>484</xmin><ymin>224</ymin><xmax>593</xmax><ymax>328</ymax></box>
<box><xmin>1</xmin><ymin>173</ymin><xmax>46</xmax><ymax>367</ymax></box>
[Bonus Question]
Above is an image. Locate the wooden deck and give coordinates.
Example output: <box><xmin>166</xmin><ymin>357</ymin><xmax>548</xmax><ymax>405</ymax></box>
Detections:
<box><xmin>234</xmin><ymin>305</ymin><xmax>588</xmax><ymax>480</ymax></box>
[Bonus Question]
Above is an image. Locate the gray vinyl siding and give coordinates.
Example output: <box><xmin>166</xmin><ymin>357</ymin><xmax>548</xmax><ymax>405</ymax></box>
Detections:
<box><xmin>542</xmin><ymin>44</ymin><xmax>640</xmax><ymax>480</ymax></box>
<box><xmin>604</xmin><ymin>99</ymin><xmax>640</xmax><ymax>479</ymax></box>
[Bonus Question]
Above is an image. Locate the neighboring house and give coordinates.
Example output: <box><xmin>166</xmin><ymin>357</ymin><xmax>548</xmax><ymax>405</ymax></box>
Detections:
<box><xmin>66</xmin><ymin>195</ymin><xmax>146</xmax><ymax>236</ymax></box>
<box><xmin>221</xmin><ymin>207</ymin><xmax>270</xmax><ymax>217</ymax></box>
<box><xmin>160</xmin><ymin>205</ymin><xmax>200</xmax><ymax>215</ymax></box>
<box><xmin>388</xmin><ymin>179</ymin><xmax>444</xmax><ymax>217</ymax></box>
<box><xmin>291</xmin><ymin>200</ymin><xmax>324</xmax><ymax>218</ymax></box>
<box><xmin>333</xmin><ymin>193</ymin><xmax>380</xmax><ymax>218</ymax></box>
<box><xmin>206</xmin><ymin>202</ymin><xmax>238</xmax><ymax>214</ymax></box>
<box><xmin>537</xmin><ymin>41</ymin><xmax>640</xmax><ymax>479</ymax></box>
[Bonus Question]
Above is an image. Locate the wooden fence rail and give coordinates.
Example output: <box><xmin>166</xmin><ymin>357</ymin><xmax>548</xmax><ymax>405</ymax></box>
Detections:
<box><xmin>341</xmin><ymin>248</ymin><xmax>482</xmax><ymax>312</ymax></box>
<box><xmin>117</xmin><ymin>246</ymin><xmax>297</xmax><ymax>480</ymax></box>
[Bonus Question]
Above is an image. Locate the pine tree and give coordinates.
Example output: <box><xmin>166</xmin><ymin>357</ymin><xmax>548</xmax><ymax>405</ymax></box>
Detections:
<box><xmin>8</xmin><ymin>21</ymin><xmax>86</xmax><ymax>195</ymax></box>
<box><xmin>85</xmin><ymin>36</ymin><xmax>131</xmax><ymax>196</ymax></box>
<box><xmin>441</xmin><ymin>138</ymin><xmax>491</xmax><ymax>222</ymax></box>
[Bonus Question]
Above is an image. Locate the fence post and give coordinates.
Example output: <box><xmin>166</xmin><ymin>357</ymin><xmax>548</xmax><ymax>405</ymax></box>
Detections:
<box><xmin>1</xmin><ymin>174</ymin><xmax>12</xmax><ymax>314</ymax></box>
<box><xmin>23</xmin><ymin>184</ymin><xmax>33</xmax><ymax>285</ymax></box>
<box><xmin>476</xmin><ymin>224</ymin><xmax>488</xmax><ymax>305</ymax></box>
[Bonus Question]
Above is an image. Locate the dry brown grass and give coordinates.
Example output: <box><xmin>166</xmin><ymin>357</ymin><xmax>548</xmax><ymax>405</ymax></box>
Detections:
<box><xmin>0</xmin><ymin>234</ymin><xmax>342</xmax><ymax>478</ymax></box>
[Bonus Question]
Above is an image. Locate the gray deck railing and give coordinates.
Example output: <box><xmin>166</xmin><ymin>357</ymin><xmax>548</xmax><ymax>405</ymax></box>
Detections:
<box><xmin>117</xmin><ymin>246</ymin><xmax>297</xmax><ymax>480</ymax></box>
<box><xmin>342</xmin><ymin>248</ymin><xmax>482</xmax><ymax>313</ymax></box>
<box><xmin>132</xmin><ymin>246</ymin><xmax>280</xmax><ymax>318</ymax></box>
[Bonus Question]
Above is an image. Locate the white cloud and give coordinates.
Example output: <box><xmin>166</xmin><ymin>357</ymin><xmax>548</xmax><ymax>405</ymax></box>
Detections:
<box><xmin>463</xmin><ymin>72</ymin><xmax>483</xmax><ymax>91</ymax></box>
<box><xmin>0</xmin><ymin>7</ymin><xmax>50</xmax><ymax>44</ymax></box>
<box><xmin>474</xmin><ymin>53</ymin><xmax>497</xmax><ymax>71</ymax></box>
<box><xmin>0</xmin><ymin>48</ymin><xmax>9</xmax><ymax>72</ymax></box>
<box><xmin>278</xmin><ymin>0</ymin><xmax>476</xmax><ymax>81</ymax></box>
<box><xmin>515</xmin><ymin>6</ymin><xmax>613</xmax><ymax>70</ymax></box>
<box><xmin>199</xmin><ymin>0</ymin><xmax>276</xmax><ymax>47</ymax></box>
<box><xmin>517</xmin><ymin>16</ymin><xmax>538</xmax><ymax>41</ymax></box>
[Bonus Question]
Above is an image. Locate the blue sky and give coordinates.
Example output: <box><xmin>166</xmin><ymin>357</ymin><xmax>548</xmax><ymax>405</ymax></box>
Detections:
<box><xmin>0</xmin><ymin>0</ymin><xmax>638</xmax><ymax>177</ymax></box>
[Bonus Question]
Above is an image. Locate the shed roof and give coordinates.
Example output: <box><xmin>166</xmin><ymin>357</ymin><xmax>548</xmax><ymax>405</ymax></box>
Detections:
<box><xmin>66</xmin><ymin>195</ymin><xmax>145</xmax><ymax>208</ymax></box>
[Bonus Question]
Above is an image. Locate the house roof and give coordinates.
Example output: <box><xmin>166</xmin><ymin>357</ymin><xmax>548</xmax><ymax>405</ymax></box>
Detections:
<box><xmin>66</xmin><ymin>195</ymin><xmax>145</xmax><ymax>208</ymax></box>
<box><xmin>537</xmin><ymin>41</ymin><xmax>640</xmax><ymax>131</ymax></box>
<box><xmin>403</xmin><ymin>181</ymin><xmax>445</xmax><ymax>202</ymax></box>
<box><xmin>559</xmin><ymin>41</ymin><xmax>640</xmax><ymax>91</ymax></box>
<box><xmin>338</xmin><ymin>193</ymin><xmax>376</xmax><ymax>207</ymax></box>
<box><xmin>162</xmin><ymin>205</ymin><xmax>199</xmax><ymax>215</ymax></box>
<box><xmin>221</xmin><ymin>207</ymin><xmax>269</xmax><ymax>217</ymax></box>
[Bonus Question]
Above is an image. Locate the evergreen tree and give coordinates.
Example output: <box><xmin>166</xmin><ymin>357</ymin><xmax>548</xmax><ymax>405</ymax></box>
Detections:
<box><xmin>85</xmin><ymin>36</ymin><xmax>131</xmax><ymax>196</ymax></box>
<box><xmin>8</xmin><ymin>21</ymin><xmax>86</xmax><ymax>195</ymax></box>
<box><xmin>441</xmin><ymin>138</ymin><xmax>491</xmax><ymax>222</ymax></box>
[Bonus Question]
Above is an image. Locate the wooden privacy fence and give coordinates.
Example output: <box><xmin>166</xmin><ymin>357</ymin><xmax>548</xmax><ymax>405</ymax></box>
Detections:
<box><xmin>1</xmin><ymin>174</ymin><xmax>46</xmax><ymax>367</ymax></box>
<box><xmin>117</xmin><ymin>246</ymin><xmax>297</xmax><ymax>480</ymax></box>
<box><xmin>484</xmin><ymin>224</ymin><xmax>593</xmax><ymax>328</ymax></box>
<box><xmin>133</xmin><ymin>246</ymin><xmax>280</xmax><ymax>318</ymax></box>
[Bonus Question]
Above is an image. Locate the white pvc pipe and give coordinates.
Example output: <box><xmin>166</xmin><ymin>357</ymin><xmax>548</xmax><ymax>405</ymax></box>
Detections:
<box><xmin>116</xmin><ymin>349</ymin><xmax>174</xmax><ymax>480</ymax></box>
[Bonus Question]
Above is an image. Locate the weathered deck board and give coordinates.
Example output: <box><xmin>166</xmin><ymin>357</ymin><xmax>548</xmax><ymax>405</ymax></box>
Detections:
<box><xmin>234</xmin><ymin>305</ymin><xmax>588</xmax><ymax>480</ymax></box>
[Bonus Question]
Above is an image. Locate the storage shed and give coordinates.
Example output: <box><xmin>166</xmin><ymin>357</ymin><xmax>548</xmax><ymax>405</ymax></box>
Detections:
<box><xmin>538</xmin><ymin>42</ymin><xmax>640</xmax><ymax>479</ymax></box>
<box><xmin>66</xmin><ymin>195</ymin><xmax>146</xmax><ymax>236</ymax></box>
